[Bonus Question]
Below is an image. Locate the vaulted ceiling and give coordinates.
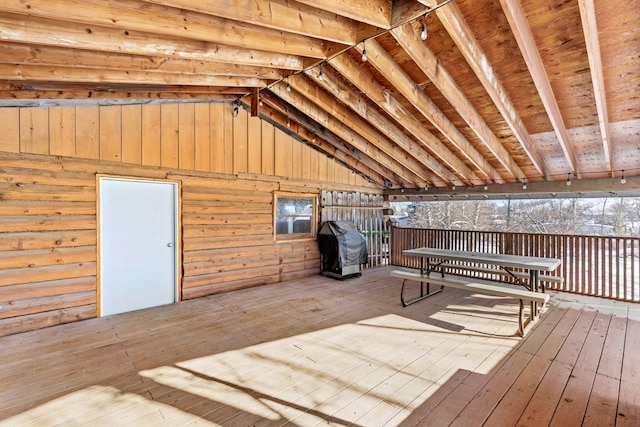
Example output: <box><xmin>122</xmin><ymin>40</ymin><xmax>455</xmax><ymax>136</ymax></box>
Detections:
<box><xmin>1</xmin><ymin>0</ymin><xmax>638</xmax><ymax>199</ymax></box>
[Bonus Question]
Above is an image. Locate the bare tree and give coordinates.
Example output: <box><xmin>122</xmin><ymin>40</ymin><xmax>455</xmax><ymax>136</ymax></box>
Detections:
<box><xmin>399</xmin><ymin>197</ymin><xmax>640</xmax><ymax>237</ymax></box>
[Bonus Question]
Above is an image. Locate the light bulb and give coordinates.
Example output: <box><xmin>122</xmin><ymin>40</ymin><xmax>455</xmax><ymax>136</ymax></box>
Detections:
<box><xmin>362</xmin><ymin>48</ymin><xmax>367</xmax><ymax>62</ymax></box>
<box><xmin>421</xmin><ymin>23</ymin><xmax>427</xmax><ymax>40</ymax></box>
<box><xmin>621</xmin><ymin>170</ymin><xmax>626</xmax><ymax>184</ymax></box>
<box><xmin>286</xmin><ymin>82</ymin><xmax>291</xmax><ymax>92</ymax></box>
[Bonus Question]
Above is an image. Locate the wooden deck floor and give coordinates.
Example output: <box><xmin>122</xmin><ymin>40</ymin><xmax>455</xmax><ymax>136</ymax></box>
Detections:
<box><xmin>1</xmin><ymin>266</ymin><xmax>639</xmax><ymax>426</ymax></box>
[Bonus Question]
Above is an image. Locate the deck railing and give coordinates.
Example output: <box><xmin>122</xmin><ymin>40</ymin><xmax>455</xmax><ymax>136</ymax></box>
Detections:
<box><xmin>390</xmin><ymin>226</ymin><xmax>640</xmax><ymax>303</ymax></box>
<box><xmin>320</xmin><ymin>190</ymin><xmax>390</xmax><ymax>268</ymax></box>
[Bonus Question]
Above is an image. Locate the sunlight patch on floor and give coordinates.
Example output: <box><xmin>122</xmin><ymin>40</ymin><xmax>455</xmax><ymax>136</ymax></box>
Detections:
<box><xmin>0</xmin><ymin>385</ymin><xmax>205</xmax><ymax>427</ymax></box>
<box><xmin>140</xmin><ymin>313</ymin><xmax>518</xmax><ymax>425</ymax></box>
<box><xmin>1</xmin><ymin>313</ymin><xmax>519</xmax><ymax>426</ymax></box>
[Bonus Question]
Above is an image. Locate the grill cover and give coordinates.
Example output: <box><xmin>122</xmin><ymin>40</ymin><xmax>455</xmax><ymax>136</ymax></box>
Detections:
<box><xmin>318</xmin><ymin>221</ymin><xmax>368</xmax><ymax>274</ymax></box>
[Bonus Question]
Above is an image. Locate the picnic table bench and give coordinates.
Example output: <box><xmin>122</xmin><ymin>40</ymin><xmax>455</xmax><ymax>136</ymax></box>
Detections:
<box><xmin>391</xmin><ymin>248</ymin><xmax>562</xmax><ymax>336</ymax></box>
<box><xmin>390</xmin><ymin>269</ymin><xmax>550</xmax><ymax>336</ymax></box>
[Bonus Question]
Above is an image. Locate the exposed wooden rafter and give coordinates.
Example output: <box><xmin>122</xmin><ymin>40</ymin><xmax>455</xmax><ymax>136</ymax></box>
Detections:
<box><xmin>0</xmin><ymin>64</ymin><xmax>267</xmax><ymax>88</ymax></box>
<box><xmin>0</xmin><ymin>0</ymin><xmax>331</xmax><ymax>59</ymax></box>
<box><xmin>578</xmin><ymin>0</ymin><xmax>613</xmax><ymax>175</ymax></box>
<box><xmin>0</xmin><ymin>42</ymin><xmax>282</xmax><ymax>80</ymax></box>
<box><xmin>257</xmin><ymin>95</ymin><xmax>391</xmax><ymax>185</ymax></box>
<box><xmin>391</xmin><ymin>22</ymin><xmax>525</xmax><ymax>182</ymax></box>
<box><xmin>142</xmin><ymin>0</ymin><xmax>359</xmax><ymax>45</ymax></box>
<box><xmin>289</xmin><ymin>74</ymin><xmax>440</xmax><ymax>185</ymax></box>
<box><xmin>499</xmin><ymin>0</ymin><xmax>580</xmax><ymax>178</ymax></box>
<box><xmin>296</xmin><ymin>0</ymin><xmax>392</xmax><ymax>28</ymax></box>
<box><xmin>270</xmin><ymin>83</ymin><xmax>424</xmax><ymax>187</ymax></box>
<box><xmin>436</xmin><ymin>3</ymin><xmax>551</xmax><ymax>180</ymax></box>
<box><xmin>329</xmin><ymin>53</ymin><xmax>478</xmax><ymax>186</ymax></box>
<box><xmin>355</xmin><ymin>38</ymin><xmax>501</xmax><ymax>184</ymax></box>
<box><xmin>0</xmin><ymin>13</ymin><xmax>303</xmax><ymax>70</ymax></box>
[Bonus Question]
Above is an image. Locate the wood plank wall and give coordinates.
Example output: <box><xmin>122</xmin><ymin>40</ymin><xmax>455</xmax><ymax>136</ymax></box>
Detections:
<box><xmin>320</xmin><ymin>191</ymin><xmax>390</xmax><ymax>268</ymax></box>
<box><xmin>0</xmin><ymin>103</ymin><xmax>379</xmax><ymax>336</ymax></box>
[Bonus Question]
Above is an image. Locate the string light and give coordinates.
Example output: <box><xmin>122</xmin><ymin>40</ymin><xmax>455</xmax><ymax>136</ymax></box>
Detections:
<box><xmin>234</xmin><ymin>0</ymin><xmax>633</xmax><ymax>192</ymax></box>
<box><xmin>232</xmin><ymin>103</ymin><xmax>239</xmax><ymax>117</ymax></box>
<box><xmin>522</xmin><ymin>179</ymin><xmax>527</xmax><ymax>190</ymax></box>
<box><xmin>244</xmin><ymin>0</ymin><xmax>454</xmax><ymax>114</ymax></box>
<box><xmin>452</xmin><ymin>180</ymin><xmax>456</xmax><ymax>191</ymax></box>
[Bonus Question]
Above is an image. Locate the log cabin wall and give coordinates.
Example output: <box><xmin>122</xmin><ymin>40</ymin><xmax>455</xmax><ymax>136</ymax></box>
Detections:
<box><xmin>0</xmin><ymin>103</ymin><xmax>379</xmax><ymax>336</ymax></box>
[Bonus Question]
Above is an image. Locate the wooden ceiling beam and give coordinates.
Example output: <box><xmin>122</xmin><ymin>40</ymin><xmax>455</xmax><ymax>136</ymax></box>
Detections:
<box><xmin>290</xmin><ymin>73</ymin><xmax>440</xmax><ymax>185</ymax></box>
<box><xmin>329</xmin><ymin>52</ymin><xmax>479</xmax><ymax>186</ymax></box>
<box><xmin>391</xmin><ymin>0</ymin><xmax>431</xmax><ymax>27</ymax></box>
<box><xmin>0</xmin><ymin>64</ymin><xmax>266</xmax><ymax>88</ymax></box>
<box><xmin>269</xmin><ymin>83</ymin><xmax>426</xmax><ymax>187</ymax></box>
<box><xmin>357</xmin><ymin>38</ymin><xmax>501</xmax><ymax>184</ymax></box>
<box><xmin>0</xmin><ymin>90</ymin><xmax>239</xmax><ymax>106</ymax></box>
<box><xmin>391</xmin><ymin>23</ymin><xmax>526</xmax><ymax>182</ymax></box>
<box><xmin>436</xmin><ymin>3</ymin><xmax>551</xmax><ymax>180</ymax></box>
<box><xmin>499</xmin><ymin>0</ymin><xmax>580</xmax><ymax>178</ymax></box>
<box><xmin>389</xmin><ymin>175</ymin><xmax>640</xmax><ymax>201</ymax></box>
<box><xmin>257</xmin><ymin>97</ymin><xmax>390</xmax><ymax>186</ymax></box>
<box><xmin>578</xmin><ymin>0</ymin><xmax>613</xmax><ymax>175</ymax></box>
<box><xmin>295</xmin><ymin>0</ymin><xmax>392</xmax><ymax>28</ymax></box>
<box><xmin>0</xmin><ymin>43</ymin><xmax>282</xmax><ymax>80</ymax></box>
<box><xmin>416</xmin><ymin>0</ymin><xmax>449</xmax><ymax>6</ymax></box>
<box><xmin>1</xmin><ymin>81</ymin><xmax>249</xmax><ymax>94</ymax></box>
<box><xmin>0</xmin><ymin>0</ymin><xmax>330</xmax><ymax>59</ymax></box>
<box><xmin>0</xmin><ymin>13</ymin><xmax>303</xmax><ymax>71</ymax></box>
<box><xmin>142</xmin><ymin>0</ymin><xmax>359</xmax><ymax>45</ymax></box>
<box><xmin>261</xmin><ymin>92</ymin><xmax>405</xmax><ymax>186</ymax></box>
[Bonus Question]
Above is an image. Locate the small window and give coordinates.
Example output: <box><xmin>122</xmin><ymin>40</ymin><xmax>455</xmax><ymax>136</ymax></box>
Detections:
<box><xmin>274</xmin><ymin>192</ymin><xmax>317</xmax><ymax>241</ymax></box>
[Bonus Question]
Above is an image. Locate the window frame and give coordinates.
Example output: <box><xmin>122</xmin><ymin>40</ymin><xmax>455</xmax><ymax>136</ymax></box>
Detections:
<box><xmin>273</xmin><ymin>191</ymin><xmax>318</xmax><ymax>242</ymax></box>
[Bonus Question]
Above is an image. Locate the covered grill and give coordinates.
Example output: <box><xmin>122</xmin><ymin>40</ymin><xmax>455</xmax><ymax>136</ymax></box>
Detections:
<box><xmin>318</xmin><ymin>221</ymin><xmax>368</xmax><ymax>279</ymax></box>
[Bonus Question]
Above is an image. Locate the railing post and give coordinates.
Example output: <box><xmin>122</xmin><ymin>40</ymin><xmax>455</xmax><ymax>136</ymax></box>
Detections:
<box><xmin>388</xmin><ymin>226</ymin><xmax>639</xmax><ymax>303</ymax></box>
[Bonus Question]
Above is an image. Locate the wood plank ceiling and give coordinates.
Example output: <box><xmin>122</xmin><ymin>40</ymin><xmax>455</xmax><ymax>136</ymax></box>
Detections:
<box><xmin>0</xmin><ymin>0</ymin><xmax>638</xmax><ymax>199</ymax></box>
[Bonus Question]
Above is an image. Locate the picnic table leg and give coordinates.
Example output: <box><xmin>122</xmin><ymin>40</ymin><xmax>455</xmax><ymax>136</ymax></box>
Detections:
<box><xmin>530</xmin><ymin>269</ymin><xmax>542</xmax><ymax>317</ymax></box>
<box><xmin>400</xmin><ymin>278</ymin><xmax>444</xmax><ymax>307</ymax></box>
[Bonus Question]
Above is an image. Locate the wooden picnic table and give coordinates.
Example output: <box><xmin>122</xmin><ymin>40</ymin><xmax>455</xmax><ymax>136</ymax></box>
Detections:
<box><xmin>403</xmin><ymin>247</ymin><xmax>562</xmax><ymax>293</ymax></box>
<box><xmin>392</xmin><ymin>248</ymin><xmax>563</xmax><ymax>336</ymax></box>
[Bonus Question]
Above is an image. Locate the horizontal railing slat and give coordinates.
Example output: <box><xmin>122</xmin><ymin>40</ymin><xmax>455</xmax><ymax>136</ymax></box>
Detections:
<box><xmin>390</xmin><ymin>226</ymin><xmax>640</xmax><ymax>303</ymax></box>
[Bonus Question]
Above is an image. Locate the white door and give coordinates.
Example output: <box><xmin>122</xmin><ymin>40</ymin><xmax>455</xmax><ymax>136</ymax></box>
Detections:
<box><xmin>99</xmin><ymin>177</ymin><xmax>178</xmax><ymax>316</ymax></box>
